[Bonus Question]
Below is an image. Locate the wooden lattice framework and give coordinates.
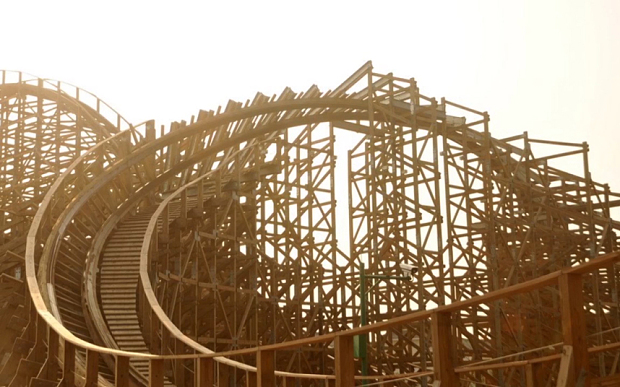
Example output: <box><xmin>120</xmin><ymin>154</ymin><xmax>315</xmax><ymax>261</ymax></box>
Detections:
<box><xmin>0</xmin><ymin>63</ymin><xmax>618</xmax><ymax>387</ymax></box>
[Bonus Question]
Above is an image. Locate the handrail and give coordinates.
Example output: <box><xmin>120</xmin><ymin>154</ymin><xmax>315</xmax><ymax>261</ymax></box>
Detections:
<box><xmin>131</xmin><ymin>251</ymin><xmax>620</xmax><ymax>362</ymax></box>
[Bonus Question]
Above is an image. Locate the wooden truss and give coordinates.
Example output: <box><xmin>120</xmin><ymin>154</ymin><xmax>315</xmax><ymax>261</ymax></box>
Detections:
<box><xmin>0</xmin><ymin>63</ymin><xmax>618</xmax><ymax>386</ymax></box>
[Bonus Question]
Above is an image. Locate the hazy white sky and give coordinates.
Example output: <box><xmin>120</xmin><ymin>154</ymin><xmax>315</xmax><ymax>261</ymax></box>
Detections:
<box><xmin>3</xmin><ymin>0</ymin><xmax>619</xmax><ymax>192</ymax></box>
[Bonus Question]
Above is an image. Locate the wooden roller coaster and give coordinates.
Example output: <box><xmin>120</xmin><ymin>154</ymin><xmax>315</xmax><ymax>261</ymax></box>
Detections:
<box><xmin>0</xmin><ymin>62</ymin><xmax>619</xmax><ymax>386</ymax></box>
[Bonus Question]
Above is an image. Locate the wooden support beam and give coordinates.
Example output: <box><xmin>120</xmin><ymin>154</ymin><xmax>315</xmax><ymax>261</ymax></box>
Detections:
<box><xmin>60</xmin><ymin>340</ymin><xmax>75</xmax><ymax>387</ymax></box>
<box><xmin>431</xmin><ymin>311</ymin><xmax>458</xmax><ymax>386</ymax></box>
<box><xmin>559</xmin><ymin>273</ymin><xmax>589</xmax><ymax>387</ymax></box>
<box><xmin>181</xmin><ymin>189</ymin><xmax>187</xmax><ymax>217</ymax></box>
<box><xmin>115</xmin><ymin>356</ymin><xmax>130</xmax><ymax>387</ymax></box>
<box><xmin>198</xmin><ymin>179</ymin><xmax>204</xmax><ymax>209</ymax></box>
<box><xmin>46</xmin><ymin>327</ymin><xmax>58</xmax><ymax>380</ymax></box>
<box><xmin>175</xmin><ymin>340</ymin><xmax>186</xmax><ymax>386</ymax></box>
<box><xmin>247</xmin><ymin>371</ymin><xmax>256</xmax><ymax>387</ymax></box>
<box><xmin>525</xmin><ymin>363</ymin><xmax>545</xmax><ymax>387</ymax></box>
<box><xmin>526</xmin><ymin>364</ymin><xmax>535</xmax><ymax>387</ymax></box>
<box><xmin>196</xmin><ymin>357</ymin><xmax>214</xmax><ymax>387</ymax></box>
<box><xmin>11</xmin><ymin>65</ymin><xmax>620</xmax><ymax>387</ymax></box>
<box><xmin>218</xmin><ymin>363</ymin><xmax>230</xmax><ymax>387</ymax></box>
<box><xmin>335</xmin><ymin>335</ymin><xmax>355</xmax><ymax>387</ymax></box>
<box><xmin>161</xmin><ymin>325</ymin><xmax>169</xmax><ymax>355</ymax></box>
<box><xmin>150</xmin><ymin>310</ymin><xmax>160</xmax><ymax>353</ymax></box>
<box><xmin>30</xmin><ymin>313</ymin><xmax>47</xmax><ymax>363</ymax></box>
<box><xmin>257</xmin><ymin>350</ymin><xmax>275</xmax><ymax>387</ymax></box>
<box><xmin>557</xmin><ymin>346</ymin><xmax>574</xmax><ymax>387</ymax></box>
<box><xmin>140</xmin><ymin>289</ymin><xmax>151</xmax><ymax>344</ymax></box>
<box><xmin>84</xmin><ymin>349</ymin><xmax>98</xmax><ymax>387</ymax></box>
<box><xmin>149</xmin><ymin>358</ymin><xmax>165</xmax><ymax>387</ymax></box>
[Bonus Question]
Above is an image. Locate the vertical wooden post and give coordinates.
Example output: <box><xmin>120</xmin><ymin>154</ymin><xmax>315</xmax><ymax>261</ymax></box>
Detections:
<box><xmin>181</xmin><ymin>189</ymin><xmax>188</xmax><ymax>218</ymax></box>
<box><xmin>196</xmin><ymin>357</ymin><xmax>214</xmax><ymax>387</ymax></box>
<box><xmin>335</xmin><ymin>335</ymin><xmax>355</xmax><ymax>387</ymax></box>
<box><xmin>61</xmin><ymin>340</ymin><xmax>75</xmax><ymax>387</ymax></box>
<box><xmin>218</xmin><ymin>362</ymin><xmax>230</xmax><ymax>387</ymax></box>
<box><xmin>175</xmin><ymin>340</ymin><xmax>186</xmax><ymax>386</ymax></box>
<box><xmin>257</xmin><ymin>350</ymin><xmax>275</xmax><ymax>387</ymax></box>
<box><xmin>559</xmin><ymin>273</ymin><xmax>589</xmax><ymax>386</ymax></box>
<box><xmin>525</xmin><ymin>362</ymin><xmax>544</xmax><ymax>387</ymax></box>
<box><xmin>84</xmin><ymin>349</ymin><xmax>99</xmax><ymax>387</ymax></box>
<box><xmin>557</xmin><ymin>346</ymin><xmax>575</xmax><ymax>387</ymax></box>
<box><xmin>150</xmin><ymin>310</ymin><xmax>161</xmax><ymax>354</ymax></box>
<box><xmin>198</xmin><ymin>180</ymin><xmax>204</xmax><ymax>209</ymax></box>
<box><xmin>161</xmin><ymin>326</ymin><xmax>169</xmax><ymax>355</ymax></box>
<box><xmin>115</xmin><ymin>356</ymin><xmax>130</xmax><ymax>387</ymax></box>
<box><xmin>30</xmin><ymin>313</ymin><xmax>47</xmax><ymax>363</ymax></box>
<box><xmin>431</xmin><ymin>311</ymin><xmax>458</xmax><ymax>386</ymax></box>
<box><xmin>47</xmin><ymin>327</ymin><xmax>59</xmax><ymax>380</ymax></box>
<box><xmin>247</xmin><ymin>371</ymin><xmax>257</xmax><ymax>387</ymax></box>
<box><xmin>526</xmin><ymin>363</ymin><xmax>538</xmax><ymax>387</ymax></box>
<box><xmin>145</xmin><ymin>119</ymin><xmax>156</xmax><ymax>182</ymax></box>
<box><xmin>150</xmin><ymin>358</ymin><xmax>165</xmax><ymax>387</ymax></box>
<box><xmin>140</xmin><ymin>284</ymin><xmax>150</xmax><ymax>345</ymax></box>
<box><xmin>525</xmin><ymin>364</ymin><xmax>535</xmax><ymax>387</ymax></box>
<box><xmin>163</xmin><ymin>204</ymin><xmax>170</xmax><ymax>235</ymax></box>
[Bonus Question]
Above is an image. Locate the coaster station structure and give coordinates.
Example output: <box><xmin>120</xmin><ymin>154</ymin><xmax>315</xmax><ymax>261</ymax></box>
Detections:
<box><xmin>0</xmin><ymin>63</ymin><xmax>619</xmax><ymax>386</ymax></box>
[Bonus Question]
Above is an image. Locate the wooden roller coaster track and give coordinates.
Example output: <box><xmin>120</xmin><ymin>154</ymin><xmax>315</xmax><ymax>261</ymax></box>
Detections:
<box><xmin>0</xmin><ymin>62</ymin><xmax>618</xmax><ymax>386</ymax></box>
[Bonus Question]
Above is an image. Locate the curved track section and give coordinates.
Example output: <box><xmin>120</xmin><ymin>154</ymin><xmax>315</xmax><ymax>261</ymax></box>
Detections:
<box><xmin>1</xmin><ymin>63</ymin><xmax>619</xmax><ymax>386</ymax></box>
<box><xmin>0</xmin><ymin>71</ymin><xmax>136</xmax><ymax>385</ymax></box>
<box><xmin>101</xmin><ymin>213</ymin><xmax>155</xmax><ymax>371</ymax></box>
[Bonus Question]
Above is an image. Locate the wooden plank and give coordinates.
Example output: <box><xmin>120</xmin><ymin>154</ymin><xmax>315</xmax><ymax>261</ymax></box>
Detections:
<box><xmin>335</xmin><ymin>335</ymin><xmax>354</xmax><ymax>387</ymax></box>
<box><xmin>564</xmin><ymin>252</ymin><xmax>620</xmax><ymax>275</ymax></box>
<box><xmin>29</xmin><ymin>378</ymin><xmax>57</xmax><ymax>387</ymax></box>
<box><xmin>557</xmin><ymin>346</ymin><xmax>574</xmax><ymax>387</ymax></box>
<box><xmin>431</xmin><ymin>311</ymin><xmax>458</xmax><ymax>386</ymax></box>
<box><xmin>84</xmin><ymin>349</ymin><xmax>98</xmax><ymax>387</ymax></box>
<box><xmin>559</xmin><ymin>273</ymin><xmax>589</xmax><ymax>387</ymax></box>
<box><xmin>175</xmin><ymin>340</ymin><xmax>186</xmax><ymax>387</ymax></box>
<box><xmin>115</xmin><ymin>355</ymin><xmax>130</xmax><ymax>387</ymax></box>
<box><xmin>8</xmin><ymin>358</ymin><xmax>42</xmax><ymax>387</ymax></box>
<box><xmin>150</xmin><ymin>310</ymin><xmax>161</xmax><ymax>354</ymax></box>
<box><xmin>526</xmin><ymin>363</ymin><xmax>535</xmax><ymax>387</ymax></box>
<box><xmin>149</xmin><ymin>358</ymin><xmax>164</xmax><ymax>387</ymax></box>
<box><xmin>218</xmin><ymin>362</ymin><xmax>230</xmax><ymax>387</ymax></box>
<box><xmin>247</xmin><ymin>371</ymin><xmax>256</xmax><ymax>387</ymax></box>
<box><xmin>60</xmin><ymin>340</ymin><xmax>75</xmax><ymax>387</ymax></box>
<box><xmin>257</xmin><ymin>350</ymin><xmax>275</xmax><ymax>387</ymax></box>
<box><xmin>46</xmin><ymin>327</ymin><xmax>58</xmax><ymax>380</ymax></box>
<box><xmin>196</xmin><ymin>357</ymin><xmax>214</xmax><ymax>387</ymax></box>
